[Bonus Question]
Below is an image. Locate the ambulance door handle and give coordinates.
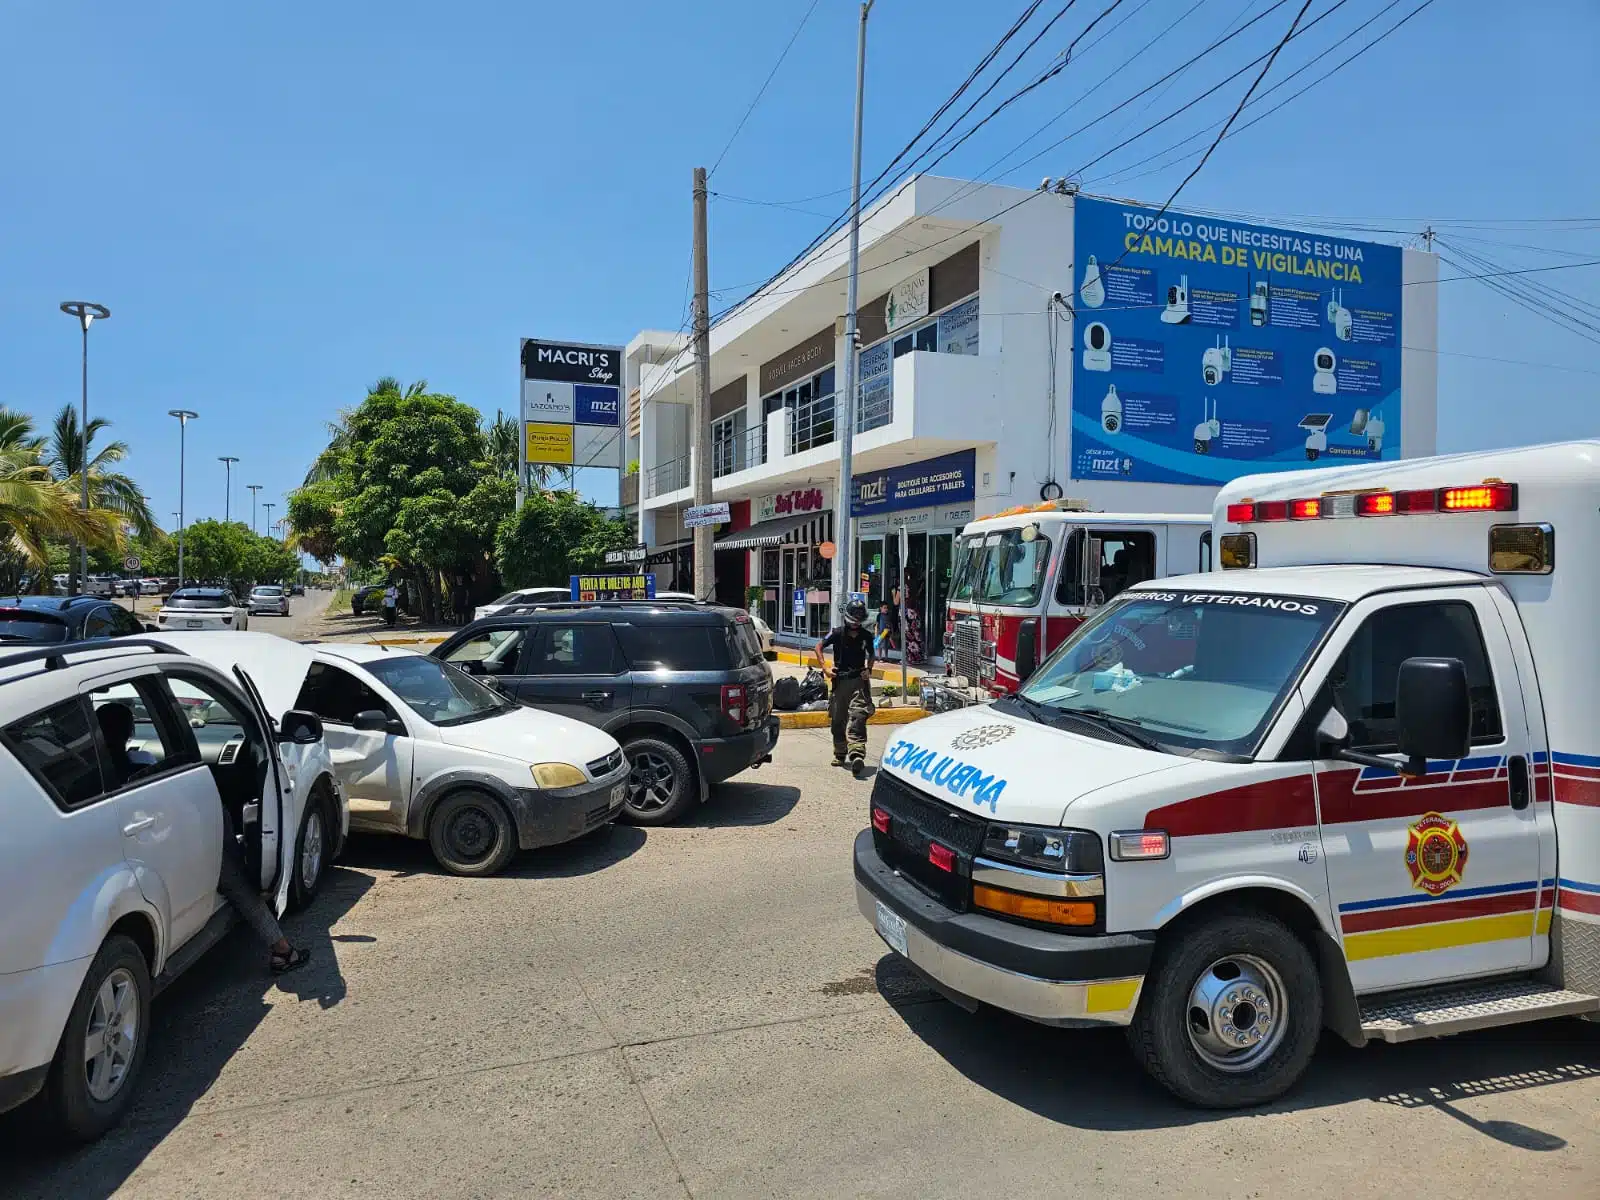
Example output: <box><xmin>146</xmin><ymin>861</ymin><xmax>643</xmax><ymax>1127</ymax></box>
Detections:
<box><xmin>1507</xmin><ymin>755</ymin><xmax>1530</xmax><ymax>811</ymax></box>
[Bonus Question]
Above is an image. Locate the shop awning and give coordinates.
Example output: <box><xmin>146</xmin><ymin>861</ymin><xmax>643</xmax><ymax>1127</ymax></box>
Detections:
<box><xmin>716</xmin><ymin>512</ymin><xmax>825</xmax><ymax>551</ymax></box>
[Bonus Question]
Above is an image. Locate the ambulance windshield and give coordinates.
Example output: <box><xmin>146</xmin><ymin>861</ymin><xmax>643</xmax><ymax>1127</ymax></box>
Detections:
<box><xmin>1013</xmin><ymin>589</ymin><xmax>1344</xmax><ymax>757</ymax></box>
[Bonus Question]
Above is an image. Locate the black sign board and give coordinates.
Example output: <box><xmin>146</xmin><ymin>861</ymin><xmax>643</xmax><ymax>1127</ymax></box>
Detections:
<box><xmin>521</xmin><ymin>339</ymin><xmax>621</xmax><ymax>385</ymax></box>
<box><xmin>603</xmin><ymin>545</ymin><xmax>649</xmax><ymax>566</ymax></box>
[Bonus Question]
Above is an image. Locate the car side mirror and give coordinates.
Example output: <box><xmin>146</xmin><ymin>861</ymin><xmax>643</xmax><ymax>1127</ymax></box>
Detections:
<box><xmin>1396</xmin><ymin>656</ymin><xmax>1471</xmax><ymax>772</ymax></box>
<box><xmin>278</xmin><ymin>709</ymin><xmax>324</xmax><ymax>745</ymax></box>
<box><xmin>143</xmin><ymin>623</ymin><xmax>159</xmax><ymax>633</ymax></box>
<box><xmin>1014</xmin><ymin>619</ymin><xmax>1039</xmax><ymax>683</ymax></box>
<box><xmin>352</xmin><ymin>709</ymin><xmax>392</xmax><ymax>733</ymax></box>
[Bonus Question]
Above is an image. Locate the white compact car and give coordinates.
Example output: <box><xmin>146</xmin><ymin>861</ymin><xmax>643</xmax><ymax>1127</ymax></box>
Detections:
<box><xmin>0</xmin><ymin>635</ymin><xmax>345</xmax><ymax>1141</ymax></box>
<box><xmin>157</xmin><ymin>587</ymin><xmax>249</xmax><ymax>632</ymax></box>
<box><xmin>219</xmin><ymin>640</ymin><xmax>629</xmax><ymax>876</ymax></box>
<box><xmin>247</xmin><ymin>585</ymin><xmax>291</xmax><ymax>617</ymax></box>
<box><xmin>473</xmin><ymin>586</ymin><xmax>572</xmax><ymax>622</ymax></box>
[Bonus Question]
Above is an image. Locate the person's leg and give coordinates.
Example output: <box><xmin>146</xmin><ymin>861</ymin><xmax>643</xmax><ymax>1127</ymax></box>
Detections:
<box><xmin>828</xmin><ymin>679</ymin><xmax>849</xmax><ymax>764</ymax></box>
<box><xmin>846</xmin><ymin>677</ymin><xmax>874</xmax><ymax>771</ymax></box>
<box><xmin>217</xmin><ymin>840</ymin><xmax>287</xmax><ymax>948</ymax></box>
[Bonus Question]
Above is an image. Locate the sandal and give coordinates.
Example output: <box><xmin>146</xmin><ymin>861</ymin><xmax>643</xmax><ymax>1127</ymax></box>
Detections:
<box><xmin>270</xmin><ymin>946</ymin><xmax>311</xmax><ymax>975</ymax></box>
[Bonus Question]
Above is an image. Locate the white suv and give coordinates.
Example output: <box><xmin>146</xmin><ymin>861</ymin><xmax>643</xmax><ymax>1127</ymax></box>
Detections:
<box><xmin>0</xmin><ymin>637</ymin><xmax>346</xmax><ymax>1141</ymax></box>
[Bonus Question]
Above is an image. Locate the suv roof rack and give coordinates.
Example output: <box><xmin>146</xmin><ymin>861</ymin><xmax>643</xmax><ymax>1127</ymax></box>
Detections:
<box><xmin>0</xmin><ymin>636</ymin><xmax>184</xmax><ymax>674</ymax></box>
<box><xmin>502</xmin><ymin>599</ymin><xmax>710</xmax><ymax>612</ymax></box>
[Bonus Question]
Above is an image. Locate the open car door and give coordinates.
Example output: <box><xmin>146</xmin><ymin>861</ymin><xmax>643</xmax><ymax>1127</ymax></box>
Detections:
<box><xmin>231</xmin><ymin>664</ymin><xmax>291</xmax><ymax>914</ymax></box>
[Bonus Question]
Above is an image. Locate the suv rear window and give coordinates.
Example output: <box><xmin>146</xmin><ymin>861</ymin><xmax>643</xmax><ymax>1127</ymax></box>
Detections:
<box><xmin>0</xmin><ymin>610</ymin><xmax>69</xmax><ymax>643</ymax></box>
<box><xmin>615</xmin><ymin>624</ymin><xmax>727</xmax><ymax>671</ymax></box>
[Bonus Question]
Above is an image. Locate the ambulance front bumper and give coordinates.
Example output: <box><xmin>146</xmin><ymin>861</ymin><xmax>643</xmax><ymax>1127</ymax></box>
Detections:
<box><xmin>853</xmin><ymin>830</ymin><xmax>1153</xmax><ymax>1027</ymax></box>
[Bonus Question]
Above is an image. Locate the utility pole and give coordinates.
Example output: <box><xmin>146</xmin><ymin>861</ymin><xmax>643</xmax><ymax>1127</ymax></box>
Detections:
<box><xmin>832</xmin><ymin>0</ymin><xmax>873</xmax><ymax>627</ymax></box>
<box><xmin>691</xmin><ymin>164</ymin><xmax>714</xmax><ymax>602</ymax></box>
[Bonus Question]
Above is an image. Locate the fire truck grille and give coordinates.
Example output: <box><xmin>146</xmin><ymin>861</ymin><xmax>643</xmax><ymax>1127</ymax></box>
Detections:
<box><xmin>870</xmin><ymin>771</ymin><xmax>985</xmax><ymax>912</ymax></box>
<box><xmin>950</xmin><ymin>617</ymin><xmax>983</xmax><ymax>683</ymax></box>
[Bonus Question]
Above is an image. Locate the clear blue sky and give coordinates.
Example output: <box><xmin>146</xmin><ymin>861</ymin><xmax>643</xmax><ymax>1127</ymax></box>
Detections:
<box><xmin>2</xmin><ymin>0</ymin><xmax>1595</xmax><ymax>536</ymax></box>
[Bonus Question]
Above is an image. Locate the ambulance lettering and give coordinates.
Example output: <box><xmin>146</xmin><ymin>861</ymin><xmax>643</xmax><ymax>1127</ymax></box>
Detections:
<box><xmin>884</xmin><ymin>739</ymin><xmax>1008</xmax><ymax>812</ymax></box>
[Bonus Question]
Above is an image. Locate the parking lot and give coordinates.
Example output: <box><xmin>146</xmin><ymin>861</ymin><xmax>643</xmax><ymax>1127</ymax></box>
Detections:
<box><xmin>2</xmin><ymin>720</ymin><xmax>1596</xmax><ymax>1199</ymax></box>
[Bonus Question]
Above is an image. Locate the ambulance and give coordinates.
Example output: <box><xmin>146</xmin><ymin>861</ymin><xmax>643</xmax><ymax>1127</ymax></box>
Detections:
<box><xmin>857</xmin><ymin>441</ymin><xmax>1600</xmax><ymax>1107</ymax></box>
<box><xmin>942</xmin><ymin>505</ymin><xmax>1210</xmax><ymax>696</ymax></box>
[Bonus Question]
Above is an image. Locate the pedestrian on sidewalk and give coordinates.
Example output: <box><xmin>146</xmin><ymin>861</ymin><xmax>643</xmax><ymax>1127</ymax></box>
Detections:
<box><xmin>814</xmin><ymin>598</ymin><xmax>875</xmax><ymax>778</ymax></box>
<box><xmin>382</xmin><ymin>583</ymin><xmax>398</xmax><ymax>628</ymax></box>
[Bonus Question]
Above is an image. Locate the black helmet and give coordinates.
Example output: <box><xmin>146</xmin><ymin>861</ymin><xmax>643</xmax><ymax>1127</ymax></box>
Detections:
<box><xmin>843</xmin><ymin>599</ymin><xmax>868</xmax><ymax>627</ymax></box>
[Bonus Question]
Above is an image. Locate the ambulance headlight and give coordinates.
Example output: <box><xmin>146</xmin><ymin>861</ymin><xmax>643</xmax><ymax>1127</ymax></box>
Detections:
<box><xmin>980</xmin><ymin>822</ymin><xmax>1103</xmax><ymax>874</ymax></box>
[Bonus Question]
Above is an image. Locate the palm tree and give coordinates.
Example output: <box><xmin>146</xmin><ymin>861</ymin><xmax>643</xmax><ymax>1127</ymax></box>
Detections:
<box><xmin>487</xmin><ymin>410</ymin><xmax>519</xmax><ymax>480</ymax></box>
<box><xmin>45</xmin><ymin>405</ymin><xmax>159</xmax><ymax>540</ymax></box>
<box><xmin>302</xmin><ymin>408</ymin><xmax>353</xmax><ymax>486</ymax></box>
<box><xmin>0</xmin><ymin>408</ymin><xmax>118</xmax><ymax>581</ymax></box>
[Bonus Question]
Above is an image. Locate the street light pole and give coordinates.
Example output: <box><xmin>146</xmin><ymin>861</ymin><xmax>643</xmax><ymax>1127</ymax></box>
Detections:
<box><xmin>60</xmin><ymin>301</ymin><xmax>111</xmax><ymax>594</ymax></box>
<box><xmin>246</xmin><ymin>484</ymin><xmax>263</xmax><ymax>533</ymax></box>
<box><xmin>263</xmin><ymin>501</ymin><xmax>275</xmax><ymax>540</ymax></box>
<box><xmin>218</xmin><ymin>456</ymin><xmax>239</xmax><ymax>522</ymax></box>
<box><xmin>831</xmin><ymin>1</ymin><xmax>872</xmax><ymax>627</ymax></box>
<box><xmin>168</xmin><ymin>410</ymin><xmax>198</xmax><ymax>582</ymax></box>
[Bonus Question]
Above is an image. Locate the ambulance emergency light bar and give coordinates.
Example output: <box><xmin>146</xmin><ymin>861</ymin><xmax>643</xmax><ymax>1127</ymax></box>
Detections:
<box><xmin>1225</xmin><ymin>482</ymin><xmax>1518</xmax><ymax>525</ymax></box>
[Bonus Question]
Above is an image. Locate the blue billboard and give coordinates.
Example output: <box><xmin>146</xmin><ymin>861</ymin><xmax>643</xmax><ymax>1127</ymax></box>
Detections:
<box><xmin>1070</xmin><ymin>197</ymin><xmax>1403</xmax><ymax>485</ymax></box>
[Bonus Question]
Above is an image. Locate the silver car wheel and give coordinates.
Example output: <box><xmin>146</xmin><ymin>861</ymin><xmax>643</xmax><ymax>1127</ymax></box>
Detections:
<box><xmin>300</xmin><ymin>807</ymin><xmax>325</xmax><ymax>891</ymax></box>
<box><xmin>1184</xmin><ymin>953</ymin><xmax>1288</xmax><ymax>1073</ymax></box>
<box><xmin>83</xmin><ymin>967</ymin><xmax>139</xmax><ymax>1102</ymax></box>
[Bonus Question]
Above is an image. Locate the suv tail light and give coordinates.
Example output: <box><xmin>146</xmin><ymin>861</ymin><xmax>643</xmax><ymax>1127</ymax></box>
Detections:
<box><xmin>721</xmin><ymin>683</ymin><xmax>746</xmax><ymax>726</ymax></box>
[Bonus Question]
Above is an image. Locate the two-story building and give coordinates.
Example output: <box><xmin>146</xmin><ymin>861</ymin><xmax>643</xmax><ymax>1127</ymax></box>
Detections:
<box><xmin>630</xmin><ymin>175</ymin><xmax>1438</xmax><ymax>657</ymax></box>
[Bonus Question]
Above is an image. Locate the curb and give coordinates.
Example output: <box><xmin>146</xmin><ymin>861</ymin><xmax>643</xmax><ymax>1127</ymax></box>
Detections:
<box><xmin>777</xmin><ymin>706</ymin><xmax>930</xmax><ymax>729</ymax></box>
<box><xmin>769</xmin><ymin>647</ymin><xmax>926</xmax><ymax>683</ymax></box>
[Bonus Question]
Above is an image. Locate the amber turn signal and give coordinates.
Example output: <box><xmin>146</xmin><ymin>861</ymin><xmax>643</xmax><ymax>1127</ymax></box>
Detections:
<box><xmin>973</xmin><ymin>883</ymin><xmax>1095</xmax><ymax>926</ymax></box>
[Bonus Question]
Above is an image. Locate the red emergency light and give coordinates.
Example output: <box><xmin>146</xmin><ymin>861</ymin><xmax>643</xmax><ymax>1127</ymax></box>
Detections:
<box><xmin>1355</xmin><ymin>492</ymin><xmax>1396</xmax><ymax>516</ymax></box>
<box><xmin>1229</xmin><ymin>482</ymin><xmax>1517</xmax><ymax>523</ymax></box>
<box><xmin>1289</xmin><ymin>498</ymin><xmax>1322</xmax><ymax>520</ymax></box>
<box><xmin>928</xmin><ymin>843</ymin><xmax>956</xmax><ymax>873</ymax></box>
<box><xmin>871</xmin><ymin>807</ymin><xmax>891</xmax><ymax>834</ymax></box>
<box><xmin>1440</xmin><ymin>483</ymin><xmax>1517</xmax><ymax>512</ymax></box>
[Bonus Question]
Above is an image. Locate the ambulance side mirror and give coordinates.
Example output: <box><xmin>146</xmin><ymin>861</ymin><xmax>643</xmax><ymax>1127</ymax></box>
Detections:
<box><xmin>1396</xmin><ymin>656</ymin><xmax>1471</xmax><ymax>772</ymax></box>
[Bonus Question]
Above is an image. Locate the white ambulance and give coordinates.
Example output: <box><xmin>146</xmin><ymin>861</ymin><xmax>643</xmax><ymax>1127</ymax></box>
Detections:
<box><xmin>857</xmin><ymin>441</ymin><xmax>1599</xmax><ymax>1107</ymax></box>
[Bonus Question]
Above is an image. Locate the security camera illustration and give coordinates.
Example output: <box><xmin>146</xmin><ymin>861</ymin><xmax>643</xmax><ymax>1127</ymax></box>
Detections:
<box><xmin>1080</xmin><ymin>255</ymin><xmax>1105</xmax><ymax>308</ymax></box>
<box><xmin>1201</xmin><ymin>335</ymin><xmax>1232</xmax><ymax>386</ymax></box>
<box><xmin>1299</xmin><ymin>412</ymin><xmax>1333</xmax><ymax>461</ymax></box>
<box><xmin>1313</xmin><ymin>347</ymin><xmax>1338</xmax><ymax>395</ymax></box>
<box><xmin>1101</xmin><ymin>384</ymin><xmax>1123</xmax><ymax>434</ymax></box>
<box><xmin>1249</xmin><ymin>278</ymin><xmax>1269</xmax><ymax>327</ymax></box>
<box><xmin>1082</xmin><ymin>321</ymin><xmax>1112</xmax><ymax>371</ymax></box>
<box><xmin>1353</xmin><ymin>406</ymin><xmax>1386</xmax><ymax>453</ymax></box>
<box><xmin>1327</xmin><ymin>288</ymin><xmax>1353</xmax><ymax>341</ymax></box>
<box><xmin>1161</xmin><ymin>275</ymin><xmax>1191</xmax><ymax>324</ymax></box>
<box><xmin>1193</xmin><ymin>398</ymin><xmax>1220</xmax><ymax>454</ymax></box>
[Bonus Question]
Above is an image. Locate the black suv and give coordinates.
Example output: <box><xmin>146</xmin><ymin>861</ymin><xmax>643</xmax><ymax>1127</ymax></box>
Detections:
<box><xmin>0</xmin><ymin>595</ymin><xmax>150</xmax><ymax>644</ymax></box>
<box><xmin>432</xmin><ymin>602</ymin><xmax>778</xmax><ymax>825</ymax></box>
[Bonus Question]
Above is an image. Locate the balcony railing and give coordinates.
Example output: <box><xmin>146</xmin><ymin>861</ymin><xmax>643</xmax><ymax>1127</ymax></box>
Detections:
<box><xmin>645</xmin><ymin>456</ymin><xmax>689</xmax><ymax>498</ymax></box>
<box><xmin>790</xmin><ymin>390</ymin><xmax>836</xmax><ymax>455</ymax></box>
<box><xmin>712</xmin><ymin>425</ymin><xmax>768</xmax><ymax>479</ymax></box>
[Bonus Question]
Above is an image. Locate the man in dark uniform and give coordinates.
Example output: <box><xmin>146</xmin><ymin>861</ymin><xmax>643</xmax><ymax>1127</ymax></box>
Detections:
<box><xmin>814</xmin><ymin>598</ymin><xmax>875</xmax><ymax>777</ymax></box>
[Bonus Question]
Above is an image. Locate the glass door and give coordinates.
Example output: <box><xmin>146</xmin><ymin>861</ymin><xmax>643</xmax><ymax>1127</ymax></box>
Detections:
<box><xmin>903</xmin><ymin>532</ymin><xmax>928</xmax><ymax>665</ymax></box>
<box><xmin>779</xmin><ymin>546</ymin><xmax>800</xmax><ymax>637</ymax></box>
<box><xmin>927</xmin><ymin>532</ymin><xmax>954</xmax><ymax>659</ymax></box>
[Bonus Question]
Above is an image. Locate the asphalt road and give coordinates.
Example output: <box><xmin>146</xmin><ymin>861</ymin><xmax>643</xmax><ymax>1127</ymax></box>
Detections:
<box><xmin>4</xmin><ymin>727</ymin><xmax>1597</xmax><ymax>1198</ymax></box>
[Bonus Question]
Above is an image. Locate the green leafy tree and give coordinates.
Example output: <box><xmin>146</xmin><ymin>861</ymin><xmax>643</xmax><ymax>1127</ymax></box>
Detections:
<box><xmin>0</xmin><ymin>407</ymin><xmax>120</xmax><ymax>589</ymax></box>
<box><xmin>494</xmin><ymin>490</ymin><xmax>634</xmax><ymax>589</ymax></box>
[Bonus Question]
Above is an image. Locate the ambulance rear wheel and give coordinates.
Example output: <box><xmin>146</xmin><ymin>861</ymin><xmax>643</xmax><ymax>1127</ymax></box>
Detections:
<box><xmin>1128</xmin><ymin>910</ymin><xmax>1321</xmax><ymax>1108</ymax></box>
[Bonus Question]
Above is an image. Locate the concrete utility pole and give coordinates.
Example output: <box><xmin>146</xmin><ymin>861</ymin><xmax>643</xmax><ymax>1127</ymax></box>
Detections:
<box><xmin>691</xmin><ymin>165</ymin><xmax>714</xmax><ymax>601</ymax></box>
<box><xmin>831</xmin><ymin>0</ymin><xmax>873</xmax><ymax>626</ymax></box>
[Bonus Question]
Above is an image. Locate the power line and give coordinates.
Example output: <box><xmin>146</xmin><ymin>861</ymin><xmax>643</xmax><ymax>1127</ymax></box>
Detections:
<box><xmin>708</xmin><ymin>0</ymin><xmax>824</xmax><ymax>178</ymax></box>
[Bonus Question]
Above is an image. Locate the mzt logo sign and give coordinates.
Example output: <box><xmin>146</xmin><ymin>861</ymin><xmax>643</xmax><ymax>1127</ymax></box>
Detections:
<box><xmin>520</xmin><ymin>338</ymin><xmax>623</xmax><ymax>474</ymax></box>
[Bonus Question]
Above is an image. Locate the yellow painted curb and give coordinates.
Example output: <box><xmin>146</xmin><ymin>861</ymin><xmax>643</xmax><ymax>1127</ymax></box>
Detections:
<box><xmin>770</xmin><ymin>646</ymin><xmax>926</xmax><ymax>683</ymax></box>
<box><xmin>777</xmin><ymin>706</ymin><xmax>930</xmax><ymax>729</ymax></box>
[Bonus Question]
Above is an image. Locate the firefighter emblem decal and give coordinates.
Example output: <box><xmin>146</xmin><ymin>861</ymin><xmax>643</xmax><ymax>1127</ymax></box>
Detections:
<box><xmin>951</xmin><ymin>724</ymin><xmax>1016</xmax><ymax>751</ymax></box>
<box><xmin>1405</xmin><ymin>812</ymin><xmax>1469</xmax><ymax>896</ymax></box>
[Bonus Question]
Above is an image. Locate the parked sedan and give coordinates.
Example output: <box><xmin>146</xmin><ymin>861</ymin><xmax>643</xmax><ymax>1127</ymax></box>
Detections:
<box><xmin>156</xmin><ymin>587</ymin><xmax>250</xmax><ymax>632</ymax></box>
<box><xmin>248</xmin><ymin>584</ymin><xmax>291</xmax><ymax>616</ymax></box>
<box><xmin>473</xmin><ymin>586</ymin><xmax>571</xmax><ymax>622</ymax></box>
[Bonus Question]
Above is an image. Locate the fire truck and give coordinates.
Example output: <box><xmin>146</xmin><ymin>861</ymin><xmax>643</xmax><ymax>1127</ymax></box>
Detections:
<box><xmin>941</xmin><ymin>504</ymin><xmax>1210</xmax><ymax>697</ymax></box>
<box><xmin>859</xmin><ymin>441</ymin><xmax>1600</xmax><ymax>1107</ymax></box>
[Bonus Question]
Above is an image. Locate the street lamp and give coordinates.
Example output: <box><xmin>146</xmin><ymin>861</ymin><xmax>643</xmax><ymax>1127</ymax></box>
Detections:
<box><xmin>246</xmin><ymin>483</ymin><xmax>263</xmax><ymax>532</ymax></box>
<box><xmin>218</xmin><ymin>456</ymin><xmax>239</xmax><ymax>522</ymax></box>
<box><xmin>263</xmin><ymin>501</ymin><xmax>275</xmax><ymax>539</ymax></box>
<box><xmin>60</xmin><ymin>301</ymin><xmax>111</xmax><ymax>594</ymax></box>
<box><xmin>168</xmin><ymin>410</ymin><xmax>198</xmax><ymax>582</ymax></box>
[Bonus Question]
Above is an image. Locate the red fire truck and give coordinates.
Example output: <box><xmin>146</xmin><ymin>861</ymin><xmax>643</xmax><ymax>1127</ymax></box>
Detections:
<box><xmin>942</xmin><ymin>505</ymin><xmax>1211</xmax><ymax>697</ymax></box>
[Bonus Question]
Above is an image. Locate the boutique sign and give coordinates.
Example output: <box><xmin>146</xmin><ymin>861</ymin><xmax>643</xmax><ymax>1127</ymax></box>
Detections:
<box><xmin>757</xmin><ymin>484</ymin><xmax>831</xmax><ymax>523</ymax></box>
<box><xmin>851</xmin><ymin>449</ymin><xmax>975</xmax><ymax>517</ymax></box>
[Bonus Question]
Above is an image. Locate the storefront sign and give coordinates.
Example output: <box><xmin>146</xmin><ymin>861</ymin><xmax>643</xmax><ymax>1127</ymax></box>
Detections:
<box><xmin>852</xmin><ymin>450</ymin><xmax>975</xmax><ymax>517</ymax></box>
<box><xmin>886</xmin><ymin>268</ymin><xmax>930</xmax><ymax>333</ymax></box>
<box><xmin>603</xmin><ymin>545</ymin><xmax>648</xmax><ymax>565</ymax></box>
<box><xmin>522</xmin><ymin>340</ymin><xmax>621</xmax><ymax>385</ymax></box>
<box><xmin>759</xmin><ymin>327</ymin><xmax>836</xmax><ymax>394</ymax></box>
<box><xmin>525</xmin><ymin>422</ymin><xmax>575</xmax><ymax>465</ymax></box>
<box><xmin>756</xmin><ymin>484</ymin><xmax>831</xmax><ymax>523</ymax></box>
<box><xmin>684</xmin><ymin>502</ymin><xmax>731</xmax><ymax>528</ymax></box>
<box><xmin>521</xmin><ymin>337</ymin><xmax>623</xmax><ymax>477</ymax></box>
<box><xmin>571</xmin><ymin>573</ymin><xmax>655</xmax><ymax>601</ymax></box>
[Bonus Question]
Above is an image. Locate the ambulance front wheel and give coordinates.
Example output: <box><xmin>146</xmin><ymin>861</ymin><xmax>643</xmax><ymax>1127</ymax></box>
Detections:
<box><xmin>1127</xmin><ymin>909</ymin><xmax>1322</xmax><ymax>1109</ymax></box>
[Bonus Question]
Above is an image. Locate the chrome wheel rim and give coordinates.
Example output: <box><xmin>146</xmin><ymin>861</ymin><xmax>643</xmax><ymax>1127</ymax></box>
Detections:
<box><xmin>84</xmin><ymin>967</ymin><xmax>139</xmax><ymax>1102</ymax></box>
<box><xmin>626</xmin><ymin>751</ymin><xmax>676</xmax><ymax>813</ymax></box>
<box><xmin>1184</xmin><ymin>953</ymin><xmax>1287</xmax><ymax>1073</ymax></box>
<box><xmin>446</xmin><ymin>804</ymin><xmax>496</xmax><ymax>862</ymax></box>
<box><xmin>300</xmin><ymin>808</ymin><xmax>324</xmax><ymax>889</ymax></box>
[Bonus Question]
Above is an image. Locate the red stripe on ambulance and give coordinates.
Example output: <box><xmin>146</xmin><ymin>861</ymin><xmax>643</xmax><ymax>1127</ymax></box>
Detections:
<box><xmin>1339</xmin><ymin>889</ymin><xmax>1536</xmax><ymax>934</ymax></box>
<box><xmin>1144</xmin><ymin>776</ymin><xmax>1317</xmax><ymax>837</ymax></box>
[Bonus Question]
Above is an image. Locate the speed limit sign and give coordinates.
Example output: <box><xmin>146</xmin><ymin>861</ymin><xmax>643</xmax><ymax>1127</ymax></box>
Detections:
<box><xmin>124</xmin><ymin>555</ymin><xmax>142</xmax><ymax>572</ymax></box>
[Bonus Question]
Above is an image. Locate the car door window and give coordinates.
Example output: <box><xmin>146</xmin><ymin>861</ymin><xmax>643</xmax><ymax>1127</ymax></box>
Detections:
<box><xmin>1329</xmin><ymin>601</ymin><xmax>1504</xmax><ymax>752</ymax></box>
<box><xmin>294</xmin><ymin>660</ymin><xmax>399</xmax><ymax>726</ymax></box>
<box><xmin>83</xmin><ymin>606</ymin><xmax>116</xmax><ymax>639</ymax></box>
<box><xmin>2</xmin><ymin>697</ymin><xmax>108</xmax><ymax>810</ymax></box>
<box><xmin>108</xmin><ymin>605</ymin><xmax>145</xmax><ymax>636</ymax></box>
<box><xmin>88</xmin><ymin>678</ymin><xmax>187</xmax><ymax>788</ymax></box>
<box><xmin>531</xmin><ymin>624</ymin><xmax>623</xmax><ymax>675</ymax></box>
<box><xmin>440</xmin><ymin>627</ymin><xmax>527</xmax><ymax>675</ymax></box>
<box><xmin>1056</xmin><ymin>530</ymin><xmax>1157</xmax><ymax>606</ymax></box>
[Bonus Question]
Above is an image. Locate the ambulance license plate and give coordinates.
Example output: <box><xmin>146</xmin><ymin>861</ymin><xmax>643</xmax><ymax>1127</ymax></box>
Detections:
<box><xmin>610</xmin><ymin>783</ymin><xmax>626</xmax><ymax>806</ymax></box>
<box><xmin>875</xmin><ymin>901</ymin><xmax>908</xmax><ymax>957</ymax></box>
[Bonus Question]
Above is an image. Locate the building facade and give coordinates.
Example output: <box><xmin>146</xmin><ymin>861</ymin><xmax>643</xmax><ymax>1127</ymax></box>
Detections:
<box><xmin>632</xmin><ymin>175</ymin><xmax>1439</xmax><ymax>653</ymax></box>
